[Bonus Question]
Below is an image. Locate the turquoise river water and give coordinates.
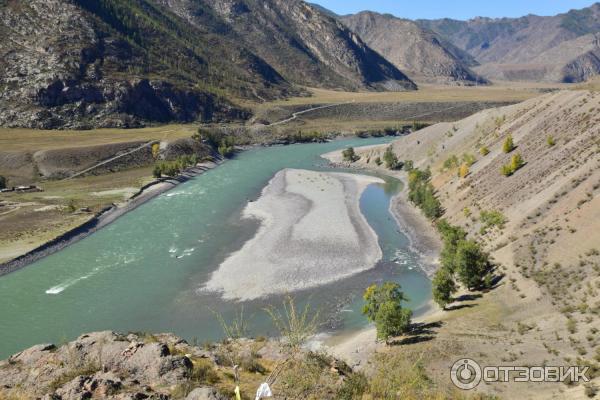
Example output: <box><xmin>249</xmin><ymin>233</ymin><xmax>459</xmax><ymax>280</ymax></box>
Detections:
<box><xmin>0</xmin><ymin>137</ymin><xmax>431</xmax><ymax>358</ymax></box>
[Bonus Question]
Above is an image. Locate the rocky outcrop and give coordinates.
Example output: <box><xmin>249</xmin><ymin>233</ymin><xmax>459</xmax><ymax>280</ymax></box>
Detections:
<box><xmin>0</xmin><ymin>331</ymin><xmax>357</xmax><ymax>400</ymax></box>
<box><xmin>341</xmin><ymin>12</ymin><xmax>487</xmax><ymax>85</ymax></box>
<box><xmin>0</xmin><ymin>331</ymin><xmax>202</xmax><ymax>399</ymax></box>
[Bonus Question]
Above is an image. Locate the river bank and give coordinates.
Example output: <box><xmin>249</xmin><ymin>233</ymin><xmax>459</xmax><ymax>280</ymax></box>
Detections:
<box><xmin>0</xmin><ymin>161</ymin><xmax>220</xmax><ymax>277</ymax></box>
<box><xmin>320</xmin><ymin>146</ymin><xmax>443</xmax><ymax>367</ymax></box>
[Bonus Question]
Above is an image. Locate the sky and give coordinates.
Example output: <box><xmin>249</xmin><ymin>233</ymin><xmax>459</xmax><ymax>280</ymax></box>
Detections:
<box><xmin>311</xmin><ymin>0</ymin><xmax>597</xmax><ymax>20</ymax></box>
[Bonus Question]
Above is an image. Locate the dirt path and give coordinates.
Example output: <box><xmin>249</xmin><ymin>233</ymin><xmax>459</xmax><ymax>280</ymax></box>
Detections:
<box><xmin>269</xmin><ymin>102</ymin><xmax>354</xmax><ymax>126</ymax></box>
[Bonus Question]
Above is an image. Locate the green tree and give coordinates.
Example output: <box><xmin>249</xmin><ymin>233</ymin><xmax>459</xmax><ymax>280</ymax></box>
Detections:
<box><xmin>503</xmin><ymin>134</ymin><xmax>515</xmax><ymax>153</ymax></box>
<box><xmin>437</xmin><ymin>220</ymin><xmax>467</xmax><ymax>273</ymax></box>
<box><xmin>382</xmin><ymin>146</ymin><xmax>400</xmax><ymax>170</ymax></box>
<box><xmin>342</xmin><ymin>147</ymin><xmax>359</xmax><ymax>162</ymax></box>
<box><xmin>0</xmin><ymin>175</ymin><xmax>6</xmax><ymax>189</ymax></box>
<box><xmin>454</xmin><ymin>240</ymin><xmax>489</xmax><ymax>290</ymax></box>
<box><xmin>362</xmin><ymin>282</ymin><xmax>412</xmax><ymax>341</ymax></box>
<box><xmin>432</xmin><ymin>268</ymin><xmax>457</xmax><ymax>310</ymax></box>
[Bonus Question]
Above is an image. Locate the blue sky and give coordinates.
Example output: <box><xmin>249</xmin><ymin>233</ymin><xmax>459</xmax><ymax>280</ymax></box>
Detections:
<box><xmin>311</xmin><ymin>0</ymin><xmax>597</xmax><ymax>20</ymax></box>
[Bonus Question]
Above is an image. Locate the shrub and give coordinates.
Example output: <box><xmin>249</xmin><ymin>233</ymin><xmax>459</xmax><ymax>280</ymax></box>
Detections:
<box><xmin>510</xmin><ymin>153</ymin><xmax>525</xmax><ymax>172</ymax></box>
<box><xmin>501</xmin><ymin>163</ymin><xmax>513</xmax><ymax>176</ymax></box>
<box><xmin>432</xmin><ymin>268</ymin><xmax>457</xmax><ymax>310</ymax></box>
<box><xmin>403</xmin><ymin>160</ymin><xmax>414</xmax><ymax>171</ymax></box>
<box><xmin>458</xmin><ymin>163</ymin><xmax>470</xmax><ymax>178</ymax></box>
<box><xmin>503</xmin><ymin>134</ymin><xmax>515</xmax><ymax>153</ymax></box>
<box><xmin>342</xmin><ymin>147</ymin><xmax>360</xmax><ymax>162</ymax></box>
<box><xmin>265</xmin><ymin>295</ymin><xmax>319</xmax><ymax>351</ymax></box>
<box><xmin>374</xmin><ymin>157</ymin><xmax>382</xmax><ymax>166</ymax></box>
<box><xmin>362</xmin><ymin>282</ymin><xmax>412</xmax><ymax>341</ymax></box>
<box><xmin>0</xmin><ymin>175</ymin><xmax>6</xmax><ymax>189</ymax></box>
<box><xmin>480</xmin><ymin>210</ymin><xmax>508</xmax><ymax>230</ymax></box>
<box><xmin>547</xmin><ymin>136</ymin><xmax>556</xmax><ymax>147</ymax></box>
<box><xmin>382</xmin><ymin>146</ymin><xmax>401</xmax><ymax>169</ymax></box>
<box><xmin>480</xmin><ymin>146</ymin><xmax>490</xmax><ymax>156</ymax></box>
<box><xmin>462</xmin><ymin>153</ymin><xmax>476</xmax><ymax>166</ymax></box>
<box><xmin>443</xmin><ymin>155</ymin><xmax>459</xmax><ymax>170</ymax></box>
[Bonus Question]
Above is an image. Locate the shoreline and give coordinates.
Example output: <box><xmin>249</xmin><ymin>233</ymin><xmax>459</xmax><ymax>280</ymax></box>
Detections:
<box><xmin>0</xmin><ymin>161</ymin><xmax>220</xmax><ymax>277</ymax></box>
<box><xmin>320</xmin><ymin>147</ymin><xmax>443</xmax><ymax>366</ymax></box>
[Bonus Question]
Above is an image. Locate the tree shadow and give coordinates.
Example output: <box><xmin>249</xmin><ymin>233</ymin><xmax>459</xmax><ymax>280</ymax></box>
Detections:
<box><xmin>453</xmin><ymin>293</ymin><xmax>482</xmax><ymax>302</ymax></box>
<box><xmin>444</xmin><ymin>303</ymin><xmax>476</xmax><ymax>311</ymax></box>
<box><xmin>387</xmin><ymin>321</ymin><xmax>443</xmax><ymax>346</ymax></box>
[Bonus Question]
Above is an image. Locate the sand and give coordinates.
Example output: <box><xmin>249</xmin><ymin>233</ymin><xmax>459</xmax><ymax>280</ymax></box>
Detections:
<box><xmin>204</xmin><ymin>168</ymin><xmax>384</xmax><ymax>301</ymax></box>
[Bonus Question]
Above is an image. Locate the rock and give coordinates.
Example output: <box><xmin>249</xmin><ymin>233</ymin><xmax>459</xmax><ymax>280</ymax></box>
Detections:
<box><xmin>9</xmin><ymin>343</ymin><xmax>56</xmax><ymax>365</ymax></box>
<box><xmin>185</xmin><ymin>387</ymin><xmax>228</xmax><ymax>400</ymax></box>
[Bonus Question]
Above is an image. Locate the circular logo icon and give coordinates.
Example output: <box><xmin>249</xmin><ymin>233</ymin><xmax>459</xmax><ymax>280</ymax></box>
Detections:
<box><xmin>451</xmin><ymin>358</ymin><xmax>482</xmax><ymax>390</ymax></box>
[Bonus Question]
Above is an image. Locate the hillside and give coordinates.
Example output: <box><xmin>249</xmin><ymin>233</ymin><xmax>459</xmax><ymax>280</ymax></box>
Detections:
<box><xmin>341</xmin><ymin>11</ymin><xmax>487</xmax><ymax>85</ymax></box>
<box><xmin>160</xmin><ymin>0</ymin><xmax>415</xmax><ymax>92</ymax></box>
<box><xmin>418</xmin><ymin>3</ymin><xmax>600</xmax><ymax>83</ymax></box>
<box><xmin>350</xmin><ymin>90</ymin><xmax>600</xmax><ymax>398</ymax></box>
<box><xmin>0</xmin><ymin>0</ymin><xmax>415</xmax><ymax>129</ymax></box>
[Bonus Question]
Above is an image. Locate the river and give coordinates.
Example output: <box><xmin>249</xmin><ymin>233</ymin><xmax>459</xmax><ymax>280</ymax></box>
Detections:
<box><xmin>0</xmin><ymin>137</ymin><xmax>431</xmax><ymax>358</ymax></box>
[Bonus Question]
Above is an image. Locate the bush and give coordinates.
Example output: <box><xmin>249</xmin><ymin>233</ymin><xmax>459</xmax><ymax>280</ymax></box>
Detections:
<box><xmin>458</xmin><ymin>163</ymin><xmax>469</xmax><ymax>178</ymax></box>
<box><xmin>480</xmin><ymin>210</ymin><xmax>508</xmax><ymax>230</ymax></box>
<box><xmin>503</xmin><ymin>134</ymin><xmax>515</xmax><ymax>153</ymax></box>
<box><xmin>462</xmin><ymin>153</ymin><xmax>476</xmax><ymax>167</ymax></box>
<box><xmin>510</xmin><ymin>153</ymin><xmax>525</xmax><ymax>172</ymax></box>
<box><xmin>443</xmin><ymin>155</ymin><xmax>459</xmax><ymax>170</ymax></box>
<box><xmin>342</xmin><ymin>147</ymin><xmax>360</xmax><ymax>162</ymax></box>
<box><xmin>362</xmin><ymin>282</ymin><xmax>412</xmax><ymax>341</ymax></box>
<box><xmin>382</xmin><ymin>146</ymin><xmax>401</xmax><ymax>170</ymax></box>
<box><xmin>547</xmin><ymin>136</ymin><xmax>556</xmax><ymax>147</ymax></box>
<box><xmin>480</xmin><ymin>146</ymin><xmax>490</xmax><ymax>156</ymax></box>
<box><xmin>0</xmin><ymin>175</ymin><xmax>6</xmax><ymax>189</ymax></box>
<box><xmin>501</xmin><ymin>164</ymin><xmax>513</xmax><ymax>176</ymax></box>
<box><xmin>432</xmin><ymin>268</ymin><xmax>457</xmax><ymax>310</ymax></box>
<box><xmin>374</xmin><ymin>157</ymin><xmax>382</xmax><ymax>166</ymax></box>
<box><xmin>403</xmin><ymin>160</ymin><xmax>414</xmax><ymax>171</ymax></box>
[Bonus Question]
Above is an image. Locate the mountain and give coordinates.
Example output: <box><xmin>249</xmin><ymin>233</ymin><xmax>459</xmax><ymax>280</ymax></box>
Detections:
<box><xmin>0</xmin><ymin>0</ymin><xmax>415</xmax><ymax>129</ymax></box>
<box><xmin>341</xmin><ymin>11</ymin><xmax>487</xmax><ymax>85</ymax></box>
<box><xmin>159</xmin><ymin>0</ymin><xmax>415</xmax><ymax>92</ymax></box>
<box><xmin>417</xmin><ymin>3</ymin><xmax>600</xmax><ymax>82</ymax></box>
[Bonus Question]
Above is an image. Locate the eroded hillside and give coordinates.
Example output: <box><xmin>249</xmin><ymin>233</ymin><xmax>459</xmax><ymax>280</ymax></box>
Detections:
<box><xmin>353</xmin><ymin>90</ymin><xmax>600</xmax><ymax>398</ymax></box>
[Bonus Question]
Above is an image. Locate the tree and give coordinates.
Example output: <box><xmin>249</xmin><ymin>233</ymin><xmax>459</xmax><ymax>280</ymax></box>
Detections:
<box><xmin>437</xmin><ymin>220</ymin><xmax>467</xmax><ymax>273</ymax></box>
<box><xmin>503</xmin><ymin>134</ymin><xmax>515</xmax><ymax>153</ymax></box>
<box><xmin>454</xmin><ymin>240</ymin><xmax>489</xmax><ymax>290</ymax></box>
<box><xmin>382</xmin><ymin>146</ymin><xmax>400</xmax><ymax>170</ymax></box>
<box><xmin>342</xmin><ymin>147</ymin><xmax>359</xmax><ymax>162</ymax></box>
<box><xmin>362</xmin><ymin>282</ymin><xmax>412</xmax><ymax>341</ymax></box>
<box><xmin>432</xmin><ymin>268</ymin><xmax>457</xmax><ymax>310</ymax></box>
<box><xmin>0</xmin><ymin>175</ymin><xmax>6</xmax><ymax>190</ymax></box>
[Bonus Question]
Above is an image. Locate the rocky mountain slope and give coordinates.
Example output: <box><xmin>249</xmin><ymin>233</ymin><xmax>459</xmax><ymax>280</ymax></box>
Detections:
<box><xmin>158</xmin><ymin>0</ymin><xmax>415</xmax><ymax>92</ymax></box>
<box><xmin>0</xmin><ymin>0</ymin><xmax>415</xmax><ymax>129</ymax></box>
<box><xmin>341</xmin><ymin>11</ymin><xmax>487</xmax><ymax>85</ymax></box>
<box><xmin>418</xmin><ymin>3</ymin><xmax>600</xmax><ymax>82</ymax></box>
